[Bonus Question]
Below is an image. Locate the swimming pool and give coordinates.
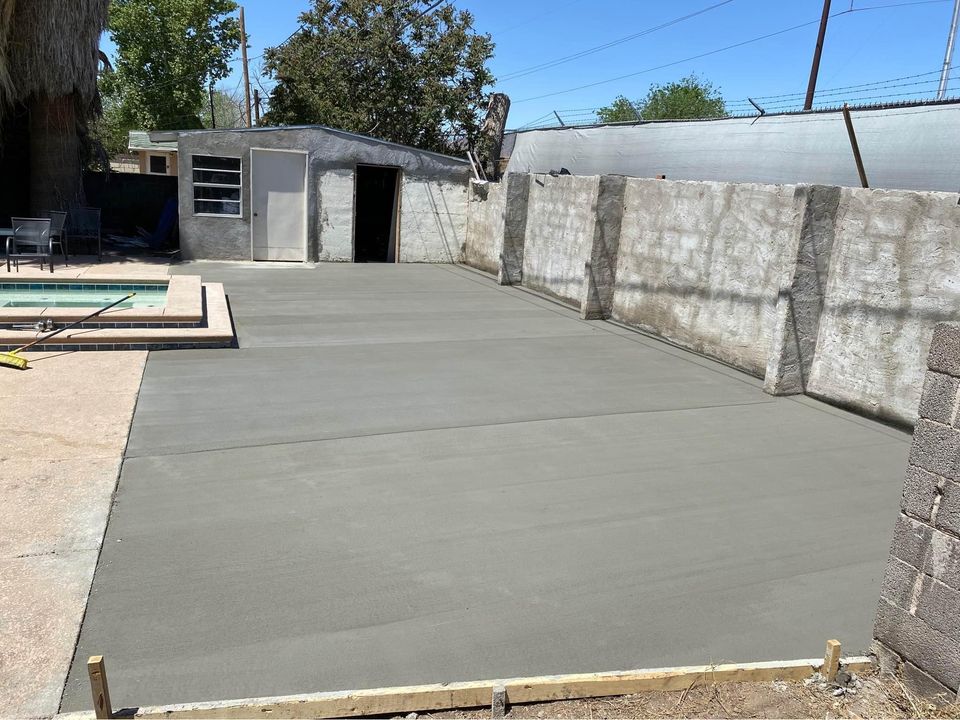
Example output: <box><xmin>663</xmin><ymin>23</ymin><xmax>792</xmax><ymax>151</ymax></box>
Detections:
<box><xmin>0</xmin><ymin>282</ymin><xmax>168</xmax><ymax>309</ymax></box>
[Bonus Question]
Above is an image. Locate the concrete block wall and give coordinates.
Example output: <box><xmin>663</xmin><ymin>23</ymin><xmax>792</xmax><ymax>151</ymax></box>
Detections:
<box><xmin>806</xmin><ymin>188</ymin><xmax>960</xmax><ymax>424</ymax></box>
<box><xmin>520</xmin><ymin>174</ymin><xmax>600</xmax><ymax>306</ymax></box>
<box><xmin>462</xmin><ymin>173</ymin><xmax>960</xmax><ymax>425</ymax></box>
<box><xmin>612</xmin><ymin>179</ymin><xmax>803</xmax><ymax>376</ymax></box>
<box><xmin>398</xmin><ymin>178</ymin><xmax>467</xmax><ymax>263</ymax></box>
<box><xmin>463</xmin><ymin>180</ymin><xmax>506</xmax><ymax>274</ymax></box>
<box><xmin>874</xmin><ymin>323</ymin><xmax>960</xmax><ymax>702</ymax></box>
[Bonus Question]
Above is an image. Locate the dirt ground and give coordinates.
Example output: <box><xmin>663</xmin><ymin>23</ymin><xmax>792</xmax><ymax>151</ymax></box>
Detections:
<box><xmin>405</xmin><ymin>670</ymin><xmax>960</xmax><ymax>720</ymax></box>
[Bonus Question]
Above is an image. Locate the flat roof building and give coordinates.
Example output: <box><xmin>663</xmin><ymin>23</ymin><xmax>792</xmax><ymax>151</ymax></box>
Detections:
<box><xmin>154</xmin><ymin>125</ymin><xmax>470</xmax><ymax>263</ymax></box>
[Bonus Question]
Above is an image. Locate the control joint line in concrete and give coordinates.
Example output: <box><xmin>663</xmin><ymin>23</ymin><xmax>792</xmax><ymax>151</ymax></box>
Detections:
<box><xmin>123</xmin><ymin>399</ymin><xmax>776</xmax><ymax>461</ymax></box>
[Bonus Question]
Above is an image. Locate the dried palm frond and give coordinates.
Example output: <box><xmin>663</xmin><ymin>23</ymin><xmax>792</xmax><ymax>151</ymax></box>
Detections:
<box><xmin>0</xmin><ymin>0</ymin><xmax>16</xmax><ymax>105</ymax></box>
<box><xmin>0</xmin><ymin>0</ymin><xmax>108</xmax><ymax>120</ymax></box>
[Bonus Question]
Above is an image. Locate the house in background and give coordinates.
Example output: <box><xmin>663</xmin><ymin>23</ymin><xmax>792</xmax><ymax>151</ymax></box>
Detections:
<box><xmin>126</xmin><ymin>130</ymin><xmax>179</xmax><ymax>176</ymax></box>
<box><xmin>151</xmin><ymin>125</ymin><xmax>470</xmax><ymax>264</ymax></box>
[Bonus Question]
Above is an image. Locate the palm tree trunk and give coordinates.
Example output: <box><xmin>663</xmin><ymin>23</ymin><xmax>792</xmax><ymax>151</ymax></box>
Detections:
<box><xmin>28</xmin><ymin>93</ymin><xmax>85</xmax><ymax>213</ymax></box>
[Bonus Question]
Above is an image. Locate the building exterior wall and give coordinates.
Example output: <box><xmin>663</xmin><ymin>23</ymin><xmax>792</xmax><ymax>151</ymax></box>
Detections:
<box><xmin>398</xmin><ymin>176</ymin><xmax>466</xmax><ymax>263</ymax></box>
<box><xmin>136</xmin><ymin>150</ymin><xmax>177</xmax><ymax>176</ymax></box>
<box><xmin>176</xmin><ymin>126</ymin><xmax>470</xmax><ymax>262</ymax></box>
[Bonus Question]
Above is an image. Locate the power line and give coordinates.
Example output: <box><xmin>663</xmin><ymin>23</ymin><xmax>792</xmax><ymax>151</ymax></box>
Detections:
<box><xmin>512</xmin><ymin>0</ymin><xmax>952</xmax><ymax>103</ymax></box>
<box><xmin>520</xmin><ymin>67</ymin><xmax>960</xmax><ymax>127</ymax></box>
<box><xmin>498</xmin><ymin>0</ymin><xmax>735</xmax><ymax>82</ymax></box>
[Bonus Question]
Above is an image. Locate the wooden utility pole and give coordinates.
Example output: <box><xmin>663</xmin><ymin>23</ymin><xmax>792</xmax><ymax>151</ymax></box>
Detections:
<box><xmin>240</xmin><ymin>6</ymin><xmax>253</xmax><ymax>128</ymax></box>
<box><xmin>804</xmin><ymin>0</ymin><xmax>832</xmax><ymax>110</ymax></box>
<box><xmin>253</xmin><ymin>89</ymin><xmax>261</xmax><ymax>126</ymax></box>
<box><xmin>208</xmin><ymin>84</ymin><xmax>217</xmax><ymax>129</ymax></box>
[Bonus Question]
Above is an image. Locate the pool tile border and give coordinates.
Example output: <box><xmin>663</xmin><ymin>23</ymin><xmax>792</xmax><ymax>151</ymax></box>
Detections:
<box><xmin>0</xmin><ymin>275</ymin><xmax>202</xmax><ymax>327</ymax></box>
<box><xmin>0</xmin><ymin>282</ymin><xmax>233</xmax><ymax>352</ymax></box>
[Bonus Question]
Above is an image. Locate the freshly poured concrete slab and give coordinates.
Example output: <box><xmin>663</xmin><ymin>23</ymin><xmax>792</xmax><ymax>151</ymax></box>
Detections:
<box><xmin>61</xmin><ymin>263</ymin><xmax>909</xmax><ymax>712</ymax></box>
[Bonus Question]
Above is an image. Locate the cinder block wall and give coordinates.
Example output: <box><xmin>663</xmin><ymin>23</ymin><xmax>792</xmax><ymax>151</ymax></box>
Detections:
<box><xmin>874</xmin><ymin>322</ymin><xmax>960</xmax><ymax>701</ymax></box>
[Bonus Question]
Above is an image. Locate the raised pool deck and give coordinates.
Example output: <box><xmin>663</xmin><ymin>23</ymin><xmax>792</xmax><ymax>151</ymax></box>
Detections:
<box><xmin>0</xmin><ymin>257</ymin><xmax>233</xmax><ymax>350</ymax></box>
<box><xmin>60</xmin><ymin>262</ymin><xmax>909</xmax><ymax>711</ymax></box>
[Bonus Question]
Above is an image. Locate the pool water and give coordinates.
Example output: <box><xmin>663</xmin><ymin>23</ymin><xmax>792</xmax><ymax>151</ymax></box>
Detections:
<box><xmin>0</xmin><ymin>282</ymin><xmax>168</xmax><ymax>309</ymax></box>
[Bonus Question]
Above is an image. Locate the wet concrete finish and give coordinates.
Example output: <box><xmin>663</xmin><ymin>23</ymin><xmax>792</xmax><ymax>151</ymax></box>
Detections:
<box><xmin>62</xmin><ymin>263</ymin><xmax>910</xmax><ymax>711</ymax></box>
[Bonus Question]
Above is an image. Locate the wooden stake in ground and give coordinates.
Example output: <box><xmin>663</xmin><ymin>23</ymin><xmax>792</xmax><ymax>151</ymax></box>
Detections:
<box><xmin>87</xmin><ymin>655</ymin><xmax>113</xmax><ymax>719</ymax></box>
<box><xmin>823</xmin><ymin>639</ymin><xmax>842</xmax><ymax>683</ymax></box>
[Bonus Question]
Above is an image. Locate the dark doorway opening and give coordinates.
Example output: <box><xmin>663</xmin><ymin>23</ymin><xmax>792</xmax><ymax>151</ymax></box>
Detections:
<box><xmin>354</xmin><ymin>165</ymin><xmax>400</xmax><ymax>263</ymax></box>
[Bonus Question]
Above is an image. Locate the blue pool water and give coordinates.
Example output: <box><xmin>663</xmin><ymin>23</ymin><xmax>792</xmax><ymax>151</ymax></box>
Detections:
<box><xmin>0</xmin><ymin>282</ymin><xmax>168</xmax><ymax>309</ymax></box>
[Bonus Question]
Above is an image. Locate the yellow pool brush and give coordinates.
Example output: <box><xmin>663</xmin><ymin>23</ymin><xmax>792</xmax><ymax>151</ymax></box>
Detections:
<box><xmin>0</xmin><ymin>293</ymin><xmax>136</xmax><ymax>370</ymax></box>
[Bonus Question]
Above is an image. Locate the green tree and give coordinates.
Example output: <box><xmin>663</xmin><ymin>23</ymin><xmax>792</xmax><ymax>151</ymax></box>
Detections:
<box><xmin>597</xmin><ymin>74</ymin><xmax>726</xmax><ymax>123</ymax></box>
<box><xmin>595</xmin><ymin>96</ymin><xmax>640</xmax><ymax>123</ymax></box>
<box><xmin>102</xmin><ymin>0</ymin><xmax>241</xmax><ymax>131</ymax></box>
<box><xmin>90</xmin><ymin>86</ymin><xmax>130</xmax><ymax>158</ymax></box>
<box><xmin>199</xmin><ymin>87</ymin><xmax>247</xmax><ymax>129</ymax></box>
<box><xmin>263</xmin><ymin>0</ymin><xmax>495</xmax><ymax>154</ymax></box>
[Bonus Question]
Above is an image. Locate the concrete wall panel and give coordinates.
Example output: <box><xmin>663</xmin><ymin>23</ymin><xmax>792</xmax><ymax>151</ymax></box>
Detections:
<box><xmin>521</xmin><ymin>174</ymin><xmax>600</xmax><ymax>305</ymax></box>
<box><xmin>612</xmin><ymin>179</ymin><xmax>802</xmax><ymax>376</ymax></box>
<box><xmin>317</xmin><ymin>169</ymin><xmax>354</xmax><ymax>262</ymax></box>
<box><xmin>807</xmin><ymin>188</ymin><xmax>960</xmax><ymax>425</ymax></box>
<box><xmin>463</xmin><ymin>180</ymin><xmax>505</xmax><ymax>274</ymax></box>
<box><xmin>399</xmin><ymin>177</ymin><xmax>467</xmax><ymax>263</ymax></box>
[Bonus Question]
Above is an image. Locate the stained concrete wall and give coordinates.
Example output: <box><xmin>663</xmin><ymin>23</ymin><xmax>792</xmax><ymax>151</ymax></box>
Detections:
<box><xmin>462</xmin><ymin>174</ymin><xmax>960</xmax><ymax>424</ymax></box>
<box><xmin>463</xmin><ymin>180</ymin><xmax>505</xmax><ymax>274</ymax></box>
<box><xmin>520</xmin><ymin>174</ymin><xmax>600</xmax><ymax>305</ymax></box>
<box><xmin>806</xmin><ymin>188</ymin><xmax>960</xmax><ymax>425</ymax></box>
<box><xmin>581</xmin><ymin>175</ymin><xmax>627</xmax><ymax>320</ymax></box>
<box><xmin>499</xmin><ymin>174</ymin><xmax>531</xmax><ymax>286</ymax></box>
<box><xmin>612</xmin><ymin>179</ymin><xmax>803</xmax><ymax>376</ymax></box>
<box><xmin>176</xmin><ymin>126</ymin><xmax>470</xmax><ymax>262</ymax></box>
<box><xmin>874</xmin><ymin>323</ymin><xmax>960</xmax><ymax>702</ymax></box>
<box><xmin>764</xmin><ymin>185</ymin><xmax>841</xmax><ymax>395</ymax></box>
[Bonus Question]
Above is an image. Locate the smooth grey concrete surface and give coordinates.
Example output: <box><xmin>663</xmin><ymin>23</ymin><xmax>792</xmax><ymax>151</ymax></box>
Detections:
<box><xmin>62</xmin><ymin>262</ymin><xmax>910</xmax><ymax>711</ymax></box>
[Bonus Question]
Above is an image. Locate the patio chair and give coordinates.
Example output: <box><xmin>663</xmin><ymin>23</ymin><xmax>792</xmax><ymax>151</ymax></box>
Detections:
<box><xmin>6</xmin><ymin>218</ymin><xmax>54</xmax><ymax>273</ymax></box>
<box><xmin>44</xmin><ymin>210</ymin><xmax>69</xmax><ymax>265</ymax></box>
<box><xmin>68</xmin><ymin>206</ymin><xmax>101</xmax><ymax>261</ymax></box>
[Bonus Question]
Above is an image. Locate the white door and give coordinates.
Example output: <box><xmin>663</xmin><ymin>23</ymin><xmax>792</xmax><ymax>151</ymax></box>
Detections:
<box><xmin>251</xmin><ymin>149</ymin><xmax>307</xmax><ymax>261</ymax></box>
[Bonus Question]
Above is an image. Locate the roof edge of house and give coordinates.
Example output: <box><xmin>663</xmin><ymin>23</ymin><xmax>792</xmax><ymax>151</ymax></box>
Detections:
<box><xmin>148</xmin><ymin>125</ymin><xmax>470</xmax><ymax>165</ymax></box>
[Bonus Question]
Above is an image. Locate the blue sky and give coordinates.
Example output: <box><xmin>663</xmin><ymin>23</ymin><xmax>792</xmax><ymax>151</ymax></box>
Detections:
<box><xmin>107</xmin><ymin>0</ymin><xmax>960</xmax><ymax>128</ymax></box>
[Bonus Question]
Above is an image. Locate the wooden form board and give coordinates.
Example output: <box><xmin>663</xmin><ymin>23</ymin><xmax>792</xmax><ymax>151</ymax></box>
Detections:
<box><xmin>61</xmin><ymin>655</ymin><xmax>873</xmax><ymax>720</ymax></box>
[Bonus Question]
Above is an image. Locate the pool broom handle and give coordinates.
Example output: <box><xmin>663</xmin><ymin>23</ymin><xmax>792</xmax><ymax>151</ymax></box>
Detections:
<box><xmin>11</xmin><ymin>293</ymin><xmax>136</xmax><ymax>353</ymax></box>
